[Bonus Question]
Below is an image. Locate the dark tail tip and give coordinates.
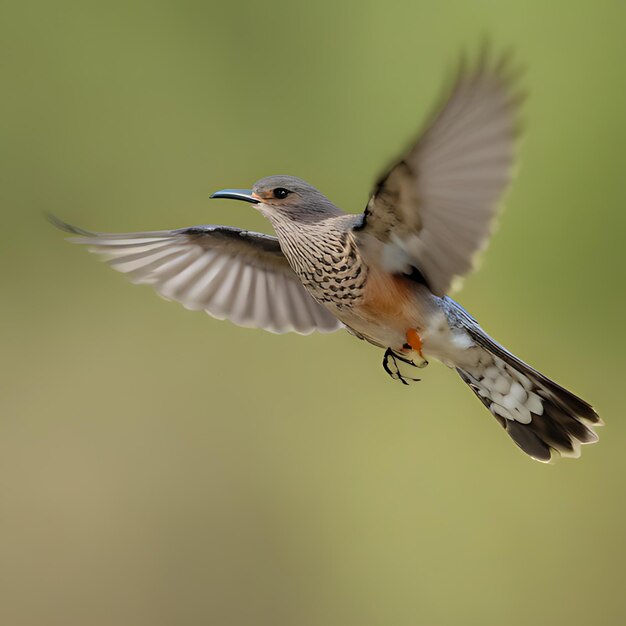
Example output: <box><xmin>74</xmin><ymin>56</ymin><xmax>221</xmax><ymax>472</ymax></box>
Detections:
<box><xmin>457</xmin><ymin>364</ymin><xmax>601</xmax><ymax>463</ymax></box>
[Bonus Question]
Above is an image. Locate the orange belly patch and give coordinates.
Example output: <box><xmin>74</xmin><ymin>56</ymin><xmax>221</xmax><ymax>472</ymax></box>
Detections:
<box><xmin>359</xmin><ymin>270</ymin><xmax>417</xmax><ymax>327</ymax></box>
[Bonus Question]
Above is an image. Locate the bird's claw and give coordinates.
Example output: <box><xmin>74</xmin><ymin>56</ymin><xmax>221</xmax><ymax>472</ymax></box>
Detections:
<box><xmin>383</xmin><ymin>348</ymin><xmax>422</xmax><ymax>385</ymax></box>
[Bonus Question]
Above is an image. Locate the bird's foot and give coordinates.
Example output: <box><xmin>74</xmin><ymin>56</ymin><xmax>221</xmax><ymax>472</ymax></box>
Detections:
<box><xmin>383</xmin><ymin>348</ymin><xmax>422</xmax><ymax>385</ymax></box>
<box><xmin>403</xmin><ymin>328</ymin><xmax>429</xmax><ymax>368</ymax></box>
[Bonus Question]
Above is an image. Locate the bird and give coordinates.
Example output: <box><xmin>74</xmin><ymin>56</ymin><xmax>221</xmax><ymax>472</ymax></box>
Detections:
<box><xmin>51</xmin><ymin>52</ymin><xmax>601</xmax><ymax>462</ymax></box>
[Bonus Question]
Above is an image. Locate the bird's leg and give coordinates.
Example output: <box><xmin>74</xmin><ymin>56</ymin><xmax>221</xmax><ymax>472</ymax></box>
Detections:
<box><xmin>403</xmin><ymin>328</ymin><xmax>429</xmax><ymax>368</ymax></box>
<box><xmin>383</xmin><ymin>348</ymin><xmax>421</xmax><ymax>385</ymax></box>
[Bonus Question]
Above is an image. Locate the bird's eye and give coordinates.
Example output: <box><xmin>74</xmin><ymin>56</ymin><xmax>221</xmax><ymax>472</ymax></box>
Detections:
<box><xmin>273</xmin><ymin>188</ymin><xmax>291</xmax><ymax>199</ymax></box>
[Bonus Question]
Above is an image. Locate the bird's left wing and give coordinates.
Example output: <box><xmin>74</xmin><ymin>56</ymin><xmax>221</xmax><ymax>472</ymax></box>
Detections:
<box><xmin>51</xmin><ymin>217</ymin><xmax>342</xmax><ymax>334</ymax></box>
<box><xmin>357</xmin><ymin>53</ymin><xmax>522</xmax><ymax>296</ymax></box>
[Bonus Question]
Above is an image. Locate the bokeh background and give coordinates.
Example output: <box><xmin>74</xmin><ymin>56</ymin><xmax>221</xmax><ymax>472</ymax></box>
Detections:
<box><xmin>2</xmin><ymin>1</ymin><xmax>625</xmax><ymax>625</ymax></box>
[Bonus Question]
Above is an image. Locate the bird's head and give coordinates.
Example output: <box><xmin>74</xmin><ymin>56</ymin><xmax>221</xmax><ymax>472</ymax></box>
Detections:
<box><xmin>211</xmin><ymin>175</ymin><xmax>341</xmax><ymax>223</ymax></box>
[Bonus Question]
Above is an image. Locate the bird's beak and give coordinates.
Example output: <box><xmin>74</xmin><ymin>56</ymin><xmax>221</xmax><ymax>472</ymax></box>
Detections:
<box><xmin>210</xmin><ymin>189</ymin><xmax>260</xmax><ymax>204</ymax></box>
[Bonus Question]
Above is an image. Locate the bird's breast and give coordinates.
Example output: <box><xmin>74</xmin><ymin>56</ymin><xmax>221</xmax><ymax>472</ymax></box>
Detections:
<box><xmin>358</xmin><ymin>269</ymin><xmax>419</xmax><ymax>325</ymax></box>
<box><xmin>279</xmin><ymin>226</ymin><xmax>369</xmax><ymax>307</ymax></box>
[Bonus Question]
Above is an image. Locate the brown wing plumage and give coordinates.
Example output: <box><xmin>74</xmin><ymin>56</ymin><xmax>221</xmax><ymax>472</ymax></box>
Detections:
<box><xmin>360</xmin><ymin>52</ymin><xmax>523</xmax><ymax>296</ymax></box>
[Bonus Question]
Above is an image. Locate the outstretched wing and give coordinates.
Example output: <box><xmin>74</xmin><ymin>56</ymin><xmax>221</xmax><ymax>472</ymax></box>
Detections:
<box><xmin>359</xmin><ymin>53</ymin><xmax>522</xmax><ymax>296</ymax></box>
<box><xmin>51</xmin><ymin>216</ymin><xmax>342</xmax><ymax>334</ymax></box>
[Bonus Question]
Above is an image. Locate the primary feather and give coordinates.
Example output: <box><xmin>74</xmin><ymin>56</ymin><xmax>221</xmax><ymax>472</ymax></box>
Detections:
<box><xmin>49</xmin><ymin>216</ymin><xmax>342</xmax><ymax>335</ymax></box>
<box><xmin>360</xmin><ymin>53</ymin><xmax>522</xmax><ymax>296</ymax></box>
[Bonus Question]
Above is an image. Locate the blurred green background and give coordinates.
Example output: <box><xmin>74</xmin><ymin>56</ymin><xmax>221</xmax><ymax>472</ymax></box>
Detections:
<box><xmin>2</xmin><ymin>1</ymin><xmax>625</xmax><ymax>625</ymax></box>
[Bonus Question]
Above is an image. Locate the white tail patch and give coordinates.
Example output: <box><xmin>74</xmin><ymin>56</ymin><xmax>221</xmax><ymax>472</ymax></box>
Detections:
<box><xmin>458</xmin><ymin>345</ymin><xmax>600</xmax><ymax>462</ymax></box>
<box><xmin>463</xmin><ymin>355</ymin><xmax>538</xmax><ymax>425</ymax></box>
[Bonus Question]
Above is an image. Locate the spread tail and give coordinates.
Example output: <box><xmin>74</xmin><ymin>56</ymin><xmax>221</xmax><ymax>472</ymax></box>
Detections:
<box><xmin>444</xmin><ymin>299</ymin><xmax>602</xmax><ymax>462</ymax></box>
<box><xmin>456</xmin><ymin>340</ymin><xmax>601</xmax><ymax>462</ymax></box>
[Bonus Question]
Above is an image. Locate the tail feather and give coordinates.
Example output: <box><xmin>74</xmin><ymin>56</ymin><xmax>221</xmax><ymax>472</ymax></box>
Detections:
<box><xmin>456</xmin><ymin>342</ymin><xmax>601</xmax><ymax>462</ymax></box>
<box><xmin>443</xmin><ymin>297</ymin><xmax>601</xmax><ymax>462</ymax></box>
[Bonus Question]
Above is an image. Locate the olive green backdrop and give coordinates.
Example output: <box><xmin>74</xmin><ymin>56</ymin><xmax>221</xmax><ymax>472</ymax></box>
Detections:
<box><xmin>2</xmin><ymin>1</ymin><xmax>625</xmax><ymax>625</ymax></box>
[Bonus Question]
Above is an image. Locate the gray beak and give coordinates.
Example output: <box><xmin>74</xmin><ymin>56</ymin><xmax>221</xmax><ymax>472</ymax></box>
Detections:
<box><xmin>210</xmin><ymin>189</ymin><xmax>259</xmax><ymax>204</ymax></box>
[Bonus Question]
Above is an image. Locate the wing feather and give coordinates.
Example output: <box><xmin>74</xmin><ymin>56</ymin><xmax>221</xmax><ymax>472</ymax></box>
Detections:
<box><xmin>51</xmin><ymin>216</ymin><xmax>342</xmax><ymax>335</ymax></box>
<box><xmin>359</xmin><ymin>52</ymin><xmax>522</xmax><ymax>296</ymax></box>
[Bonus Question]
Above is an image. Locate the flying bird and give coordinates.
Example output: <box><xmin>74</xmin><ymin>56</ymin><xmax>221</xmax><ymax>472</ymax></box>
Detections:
<box><xmin>51</xmin><ymin>54</ymin><xmax>601</xmax><ymax>462</ymax></box>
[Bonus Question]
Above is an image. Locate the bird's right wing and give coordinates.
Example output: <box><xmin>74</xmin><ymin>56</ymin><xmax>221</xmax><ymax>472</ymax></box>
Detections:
<box><xmin>51</xmin><ymin>217</ymin><xmax>343</xmax><ymax>335</ymax></box>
